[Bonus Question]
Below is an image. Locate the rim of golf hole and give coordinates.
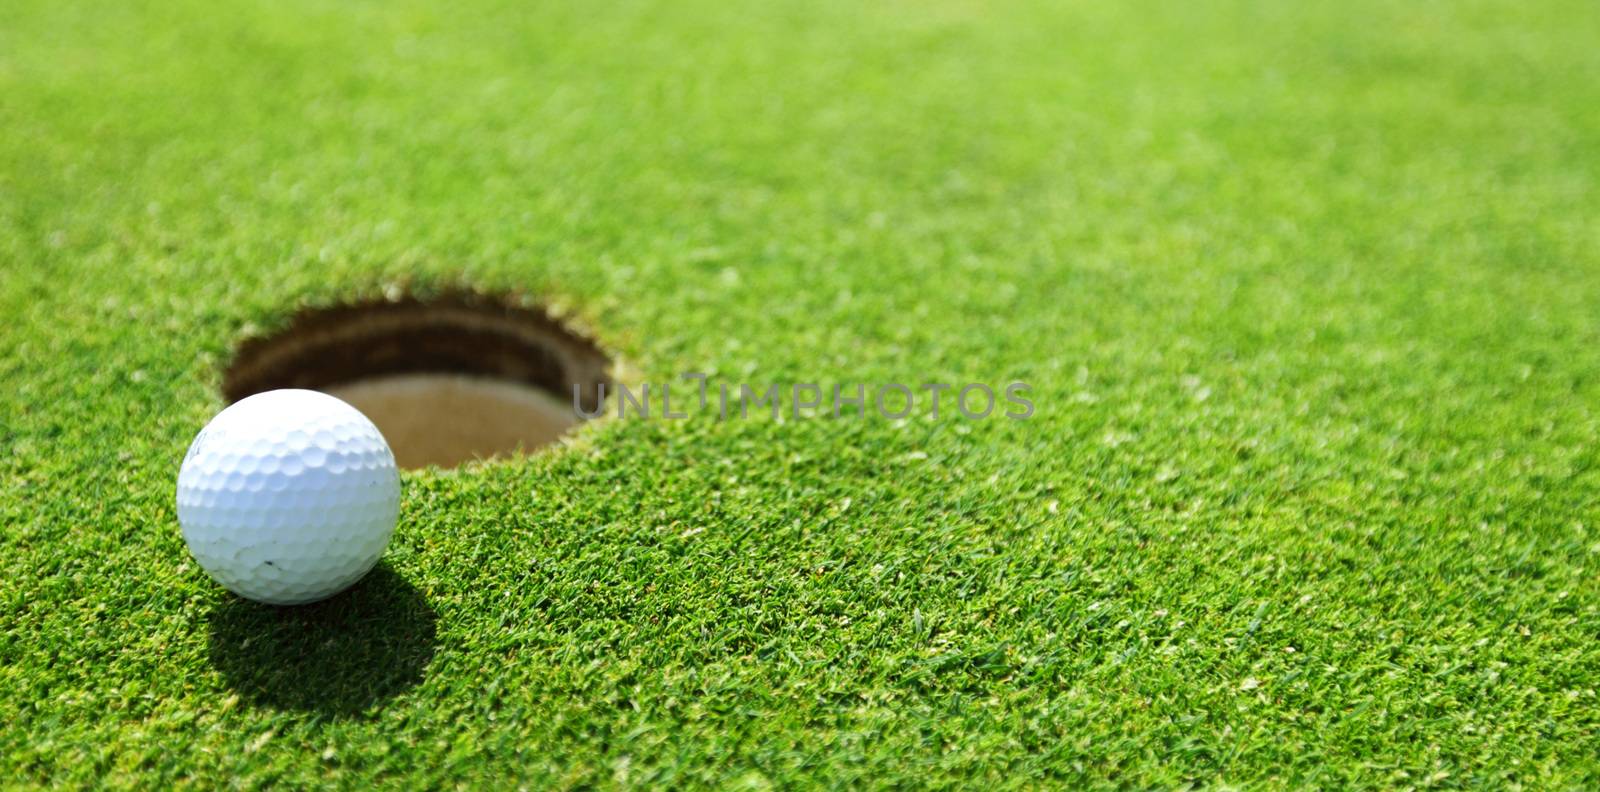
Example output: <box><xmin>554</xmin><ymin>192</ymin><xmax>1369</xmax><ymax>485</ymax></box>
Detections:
<box><xmin>222</xmin><ymin>292</ymin><xmax>613</xmax><ymax>469</ymax></box>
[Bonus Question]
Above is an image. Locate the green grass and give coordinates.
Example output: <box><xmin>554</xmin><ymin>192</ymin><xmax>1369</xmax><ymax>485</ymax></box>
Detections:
<box><xmin>4</xmin><ymin>0</ymin><xmax>1600</xmax><ymax>786</ymax></box>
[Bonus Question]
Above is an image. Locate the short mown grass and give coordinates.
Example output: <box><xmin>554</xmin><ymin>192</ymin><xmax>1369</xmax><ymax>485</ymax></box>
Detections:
<box><xmin>3</xmin><ymin>0</ymin><xmax>1599</xmax><ymax>786</ymax></box>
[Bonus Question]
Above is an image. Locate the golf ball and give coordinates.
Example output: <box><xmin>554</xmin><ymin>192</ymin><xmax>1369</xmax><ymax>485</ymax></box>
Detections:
<box><xmin>176</xmin><ymin>389</ymin><xmax>401</xmax><ymax>605</ymax></box>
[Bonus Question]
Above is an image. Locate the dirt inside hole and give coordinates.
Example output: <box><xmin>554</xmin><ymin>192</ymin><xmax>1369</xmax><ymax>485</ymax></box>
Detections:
<box><xmin>223</xmin><ymin>293</ymin><xmax>612</xmax><ymax>469</ymax></box>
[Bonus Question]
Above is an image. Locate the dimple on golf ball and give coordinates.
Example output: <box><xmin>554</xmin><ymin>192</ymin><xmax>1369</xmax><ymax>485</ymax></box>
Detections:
<box><xmin>176</xmin><ymin>389</ymin><xmax>401</xmax><ymax>605</ymax></box>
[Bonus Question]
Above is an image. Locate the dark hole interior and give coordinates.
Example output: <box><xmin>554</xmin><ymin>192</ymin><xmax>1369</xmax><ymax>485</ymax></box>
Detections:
<box><xmin>223</xmin><ymin>293</ymin><xmax>613</xmax><ymax>468</ymax></box>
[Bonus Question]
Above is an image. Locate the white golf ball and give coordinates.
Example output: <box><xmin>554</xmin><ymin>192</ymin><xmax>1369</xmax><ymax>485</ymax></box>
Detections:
<box><xmin>176</xmin><ymin>389</ymin><xmax>401</xmax><ymax>605</ymax></box>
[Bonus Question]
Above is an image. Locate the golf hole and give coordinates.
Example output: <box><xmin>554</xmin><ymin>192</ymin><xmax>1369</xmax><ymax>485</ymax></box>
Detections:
<box><xmin>223</xmin><ymin>293</ymin><xmax>612</xmax><ymax>469</ymax></box>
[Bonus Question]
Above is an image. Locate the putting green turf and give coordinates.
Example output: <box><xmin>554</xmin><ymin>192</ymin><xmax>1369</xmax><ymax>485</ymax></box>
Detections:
<box><xmin>4</xmin><ymin>0</ymin><xmax>1600</xmax><ymax>786</ymax></box>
